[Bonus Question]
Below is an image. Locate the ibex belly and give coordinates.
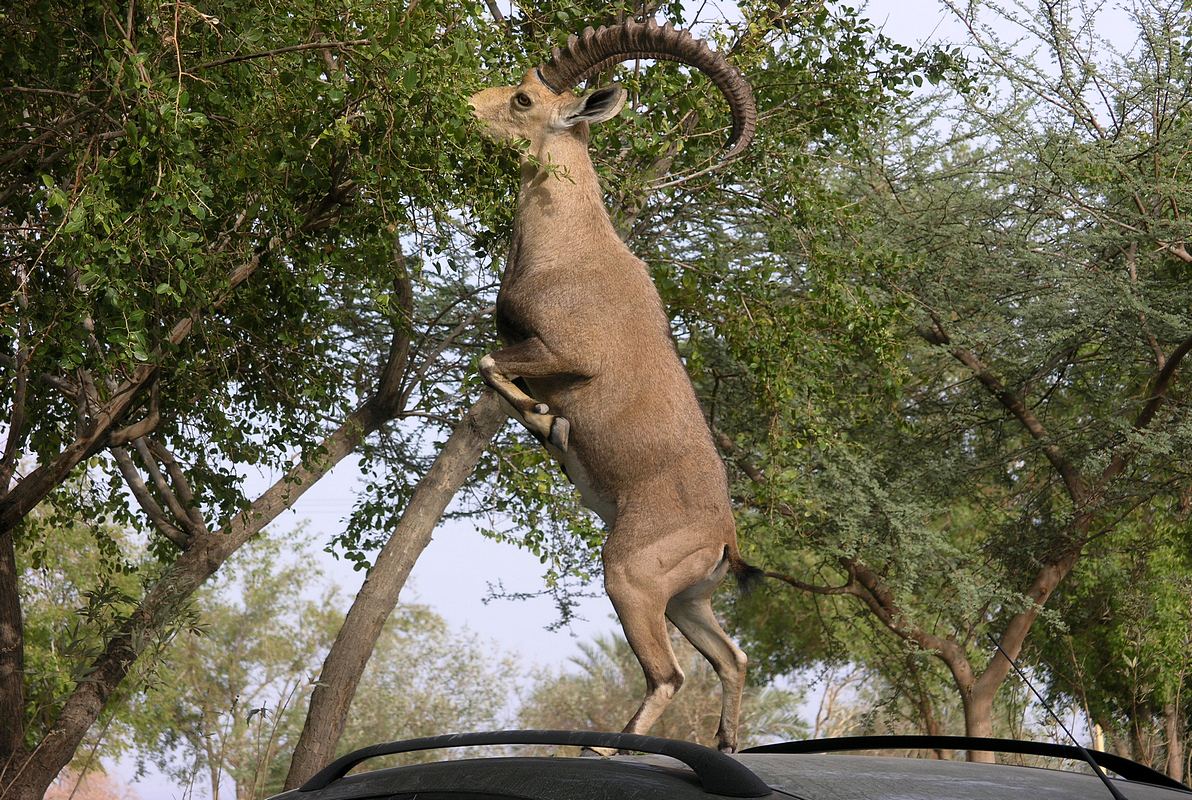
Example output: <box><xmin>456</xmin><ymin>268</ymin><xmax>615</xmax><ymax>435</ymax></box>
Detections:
<box><xmin>558</xmin><ymin>447</ymin><xmax>617</xmax><ymax>527</ymax></box>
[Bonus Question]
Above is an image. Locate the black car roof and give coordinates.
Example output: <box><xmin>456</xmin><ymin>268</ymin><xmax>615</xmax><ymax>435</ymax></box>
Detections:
<box><xmin>736</xmin><ymin>753</ymin><xmax>1190</xmax><ymax>800</ymax></box>
<box><xmin>268</xmin><ymin>731</ymin><xmax>1192</xmax><ymax>800</ymax></box>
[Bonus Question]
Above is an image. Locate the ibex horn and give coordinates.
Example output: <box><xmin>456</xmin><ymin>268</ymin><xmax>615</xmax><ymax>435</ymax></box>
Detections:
<box><xmin>537</xmin><ymin>19</ymin><xmax>757</xmax><ymax>159</ymax></box>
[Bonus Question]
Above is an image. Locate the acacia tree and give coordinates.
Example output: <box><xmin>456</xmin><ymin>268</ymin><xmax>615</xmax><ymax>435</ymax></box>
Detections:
<box><xmin>2</xmin><ymin>0</ymin><xmax>967</xmax><ymax>795</ymax></box>
<box><xmin>0</xmin><ymin>0</ymin><xmax>521</xmax><ymax>795</ymax></box>
<box><xmin>1035</xmin><ymin>511</ymin><xmax>1192</xmax><ymax>778</ymax></box>
<box><xmin>708</xmin><ymin>0</ymin><xmax>1191</xmax><ymax>762</ymax></box>
<box><xmin>282</xmin><ymin>0</ymin><xmax>964</xmax><ymax>787</ymax></box>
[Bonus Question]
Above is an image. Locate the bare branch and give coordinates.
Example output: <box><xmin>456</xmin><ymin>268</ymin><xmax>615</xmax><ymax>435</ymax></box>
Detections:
<box><xmin>482</xmin><ymin>0</ymin><xmax>505</xmax><ymax>24</ymax></box>
<box><xmin>111</xmin><ymin>447</ymin><xmax>189</xmax><ymax>548</ymax></box>
<box><xmin>398</xmin><ymin>305</ymin><xmax>493</xmax><ymax>411</ymax></box>
<box><xmin>711</xmin><ymin>427</ymin><xmax>765</xmax><ymax>484</ymax></box>
<box><xmin>764</xmin><ymin>569</ymin><xmax>855</xmax><ymax>596</ymax></box>
<box><xmin>130</xmin><ymin>438</ymin><xmax>194</xmax><ymax>537</ymax></box>
<box><xmin>370</xmin><ymin>259</ymin><xmax>415</xmax><ymax>414</ymax></box>
<box><xmin>1165</xmin><ymin>242</ymin><xmax>1192</xmax><ymax>264</ymax></box>
<box><xmin>108</xmin><ymin>382</ymin><xmax>161</xmax><ymax>447</ymax></box>
<box><xmin>145</xmin><ymin>440</ymin><xmax>207</xmax><ymax>535</ymax></box>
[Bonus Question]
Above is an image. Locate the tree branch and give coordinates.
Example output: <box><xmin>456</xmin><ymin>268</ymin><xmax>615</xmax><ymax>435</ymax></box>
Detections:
<box><xmin>1</xmin><ymin>268</ymin><xmax>32</xmax><ymax>495</ymax></box>
<box><xmin>711</xmin><ymin>427</ymin><xmax>765</xmax><ymax>484</ymax></box>
<box><xmin>763</xmin><ymin>569</ymin><xmax>855</xmax><ymax>595</ymax></box>
<box><xmin>0</xmin><ymin>525</ymin><xmax>23</xmax><ymax>771</ymax></box>
<box><xmin>111</xmin><ymin>446</ymin><xmax>189</xmax><ymax>548</ymax></box>
<box><xmin>917</xmin><ymin>319</ymin><xmax>1087</xmax><ymax>503</ymax></box>
<box><xmin>1099</xmin><ymin>332</ymin><xmax>1192</xmax><ymax>487</ymax></box>
<box><xmin>131</xmin><ymin>438</ymin><xmax>193</xmax><ymax>538</ymax></box>
<box><xmin>107</xmin><ymin>380</ymin><xmax>160</xmax><ymax>447</ymax></box>
<box><xmin>145</xmin><ymin>440</ymin><xmax>207</xmax><ymax>535</ymax></box>
<box><xmin>191</xmin><ymin>40</ymin><xmax>371</xmax><ymax>72</ymax></box>
<box><xmin>845</xmin><ymin>558</ymin><xmax>956</xmax><ymax>659</ymax></box>
<box><xmin>0</xmin><ymin>236</ymin><xmax>278</xmax><ymax>534</ymax></box>
<box><xmin>368</xmin><ymin>259</ymin><xmax>415</xmax><ymax>415</ymax></box>
<box><xmin>0</xmin><ymin>363</ymin><xmax>27</xmax><ymax>497</ymax></box>
<box><xmin>398</xmin><ymin>305</ymin><xmax>493</xmax><ymax>411</ymax></box>
<box><xmin>283</xmin><ymin>392</ymin><xmax>507</xmax><ymax>789</ymax></box>
<box><xmin>974</xmin><ymin>547</ymin><xmax>1082</xmax><ymax>698</ymax></box>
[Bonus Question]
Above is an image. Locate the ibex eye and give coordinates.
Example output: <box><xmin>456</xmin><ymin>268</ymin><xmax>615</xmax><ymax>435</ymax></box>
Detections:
<box><xmin>514</xmin><ymin>92</ymin><xmax>532</xmax><ymax>108</ymax></box>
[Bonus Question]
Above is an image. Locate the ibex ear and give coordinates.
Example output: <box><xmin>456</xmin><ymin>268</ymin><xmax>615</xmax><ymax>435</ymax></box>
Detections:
<box><xmin>562</xmin><ymin>85</ymin><xmax>627</xmax><ymax>127</ymax></box>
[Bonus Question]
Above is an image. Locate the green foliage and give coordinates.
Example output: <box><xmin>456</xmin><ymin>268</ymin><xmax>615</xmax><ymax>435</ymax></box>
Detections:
<box><xmin>719</xmin><ymin>0</ymin><xmax>1192</xmax><ymax>753</ymax></box>
<box><xmin>518</xmin><ymin>630</ymin><xmax>807</xmax><ymax>749</ymax></box>
<box><xmin>1039</xmin><ymin>508</ymin><xmax>1192</xmax><ymax>763</ymax></box>
<box><xmin>1</xmin><ymin>0</ymin><xmax>517</xmax><ymax>540</ymax></box>
<box><xmin>21</xmin><ymin>0</ymin><xmax>1180</xmax><ymax>781</ymax></box>
<box><xmin>128</xmin><ymin>527</ymin><xmax>511</xmax><ymax>797</ymax></box>
<box><xmin>16</xmin><ymin>494</ymin><xmax>181</xmax><ymax>758</ymax></box>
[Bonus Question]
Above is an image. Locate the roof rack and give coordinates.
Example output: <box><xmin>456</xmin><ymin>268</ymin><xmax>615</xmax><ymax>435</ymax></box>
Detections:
<box><xmin>299</xmin><ymin>729</ymin><xmax>772</xmax><ymax>798</ymax></box>
<box><xmin>741</xmin><ymin>735</ymin><xmax>1190</xmax><ymax>792</ymax></box>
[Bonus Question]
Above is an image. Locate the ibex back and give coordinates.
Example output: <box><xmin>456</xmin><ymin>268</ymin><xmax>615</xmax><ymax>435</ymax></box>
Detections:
<box><xmin>470</xmin><ymin>19</ymin><xmax>760</xmax><ymax>753</ymax></box>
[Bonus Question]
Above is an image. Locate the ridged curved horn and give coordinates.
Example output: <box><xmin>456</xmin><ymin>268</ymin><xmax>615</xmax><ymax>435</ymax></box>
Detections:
<box><xmin>537</xmin><ymin>19</ymin><xmax>756</xmax><ymax>159</ymax></box>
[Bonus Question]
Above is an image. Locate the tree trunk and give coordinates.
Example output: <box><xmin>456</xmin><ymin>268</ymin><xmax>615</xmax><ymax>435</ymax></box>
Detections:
<box><xmin>283</xmin><ymin>392</ymin><xmax>507</xmax><ymax>790</ymax></box>
<box><xmin>0</xmin><ymin>400</ymin><xmax>404</xmax><ymax>800</ymax></box>
<box><xmin>0</xmin><ymin>527</ymin><xmax>25</xmax><ymax>775</ymax></box>
<box><xmin>962</xmin><ymin>684</ymin><xmax>997</xmax><ymax>763</ymax></box>
<box><xmin>1165</xmin><ymin>701</ymin><xmax>1184</xmax><ymax>782</ymax></box>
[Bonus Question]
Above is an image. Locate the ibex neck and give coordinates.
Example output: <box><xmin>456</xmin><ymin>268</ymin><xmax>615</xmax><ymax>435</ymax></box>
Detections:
<box><xmin>516</xmin><ymin>135</ymin><xmax>616</xmax><ymax>244</ymax></box>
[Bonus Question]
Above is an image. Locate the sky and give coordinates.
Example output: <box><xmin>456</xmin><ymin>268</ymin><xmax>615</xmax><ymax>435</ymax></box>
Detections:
<box><xmin>105</xmin><ymin>0</ymin><xmax>1141</xmax><ymax>795</ymax></box>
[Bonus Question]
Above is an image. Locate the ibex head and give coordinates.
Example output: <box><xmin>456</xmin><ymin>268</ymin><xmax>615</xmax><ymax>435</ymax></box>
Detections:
<box><xmin>470</xmin><ymin>19</ymin><xmax>756</xmax><ymax>158</ymax></box>
<box><xmin>470</xmin><ymin>70</ymin><xmax>628</xmax><ymax>149</ymax></box>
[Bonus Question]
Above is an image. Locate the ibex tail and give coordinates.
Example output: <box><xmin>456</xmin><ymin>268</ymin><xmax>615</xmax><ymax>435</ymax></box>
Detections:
<box><xmin>725</xmin><ymin>545</ymin><xmax>765</xmax><ymax>595</ymax></box>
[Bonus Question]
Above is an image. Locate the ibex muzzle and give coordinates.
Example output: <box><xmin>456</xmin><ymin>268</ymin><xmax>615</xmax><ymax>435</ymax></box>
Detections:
<box><xmin>471</xmin><ymin>19</ymin><xmax>759</xmax><ymax>753</ymax></box>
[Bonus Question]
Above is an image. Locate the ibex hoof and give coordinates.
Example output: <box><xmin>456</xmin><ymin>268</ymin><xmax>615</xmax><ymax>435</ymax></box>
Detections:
<box><xmin>549</xmin><ymin>416</ymin><xmax>570</xmax><ymax>451</ymax></box>
<box><xmin>532</xmin><ymin>402</ymin><xmax>550</xmax><ymax>415</ymax></box>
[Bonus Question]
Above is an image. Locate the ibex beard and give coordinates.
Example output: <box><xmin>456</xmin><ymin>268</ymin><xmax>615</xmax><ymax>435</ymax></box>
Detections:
<box><xmin>470</xmin><ymin>20</ymin><xmax>761</xmax><ymax>754</ymax></box>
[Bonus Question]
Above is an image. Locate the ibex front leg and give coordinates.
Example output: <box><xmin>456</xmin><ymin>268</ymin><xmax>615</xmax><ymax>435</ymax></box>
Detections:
<box><xmin>479</xmin><ymin>337</ymin><xmax>572</xmax><ymax>451</ymax></box>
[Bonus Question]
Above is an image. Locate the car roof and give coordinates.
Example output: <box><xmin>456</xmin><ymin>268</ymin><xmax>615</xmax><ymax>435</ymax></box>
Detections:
<box><xmin>734</xmin><ymin>753</ymin><xmax>1191</xmax><ymax>800</ymax></box>
<box><xmin>272</xmin><ymin>751</ymin><xmax>1192</xmax><ymax>800</ymax></box>
<box><xmin>272</xmin><ymin>755</ymin><xmax>754</xmax><ymax>800</ymax></box>
<box><xmin>269</xmin><ymin>731</ymin><xmax>1192</xmax><ymax>800</ymax></box>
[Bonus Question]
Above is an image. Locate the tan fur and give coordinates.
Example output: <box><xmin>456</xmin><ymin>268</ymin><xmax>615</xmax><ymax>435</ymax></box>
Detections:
<box><xmin>472</xmin><ymin>69</ymin><xmax>752</xmax><ymax>753</ymax></box>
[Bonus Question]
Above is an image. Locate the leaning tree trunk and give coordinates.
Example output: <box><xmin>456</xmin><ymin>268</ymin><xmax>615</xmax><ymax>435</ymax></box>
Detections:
<box><xmin>283</xmin><ymin>392</ymin><xmax>506</xmax><ymax>790</ymax></box>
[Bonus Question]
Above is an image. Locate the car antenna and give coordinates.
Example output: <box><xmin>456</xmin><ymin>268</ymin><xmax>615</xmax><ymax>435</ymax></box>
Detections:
<box><xmin>986</xmin><ymin>633</ymin><xmax>1129</xmax><ymax>800</ymax></box>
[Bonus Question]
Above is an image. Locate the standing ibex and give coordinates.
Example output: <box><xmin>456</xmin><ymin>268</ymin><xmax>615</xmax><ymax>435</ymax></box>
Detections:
<box><xmin>470</xmin><ymin>19</ymin><xmax>759</xmax><ymax>753</ymax></box>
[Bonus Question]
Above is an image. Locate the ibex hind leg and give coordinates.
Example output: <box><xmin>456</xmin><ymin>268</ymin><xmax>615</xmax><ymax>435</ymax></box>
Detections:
<box><xmin>604</xmin><ymin>568</ymin><xmax>685</xmax><ymax>751</ymax></box>
<box><xmin>666</xmin><ymin>587</ymin><xmax>747</xmax><ymax>753</ymax></box>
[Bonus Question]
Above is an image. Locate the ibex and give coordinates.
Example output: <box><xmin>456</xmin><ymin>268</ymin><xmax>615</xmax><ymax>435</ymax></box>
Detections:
<box><xmin>470</xmin><ymin>19</ymin><xmax>759</xmax><ymax>753</ymax></box>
